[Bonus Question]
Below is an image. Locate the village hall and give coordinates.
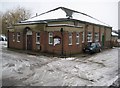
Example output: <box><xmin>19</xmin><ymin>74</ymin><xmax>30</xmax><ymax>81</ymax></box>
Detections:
<box><xmin>7</xmin><ymin>7</ymin><xmax>112</xmax><ymax>55</ymax></box>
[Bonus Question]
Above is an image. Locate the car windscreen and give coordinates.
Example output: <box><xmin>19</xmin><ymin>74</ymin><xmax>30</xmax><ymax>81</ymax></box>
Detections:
<box><xmin>0</xmin><ymin>36</ymin><xmax>7</xmax><ymax>41</ymax></box>
<box><xmin>0</xmin><ymin>37</ymin><xmax>4</xmax><ymax>41</ymax></box>
<box><xmin>90</xmin><ymin>43</ymin><xmax>96</xmax><ymax>48</ymax></box>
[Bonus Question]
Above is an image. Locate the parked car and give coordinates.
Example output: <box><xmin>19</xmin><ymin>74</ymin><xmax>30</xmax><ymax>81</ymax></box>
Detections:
<box><xmin>83</xmin><ymin>42</ymin><xmax>102</xmax><ymax>54</ymax></box>
<box><xmin>0</xmin><ymin>35</ymin><xmax>7</xmax><ymax>47</ymax></box>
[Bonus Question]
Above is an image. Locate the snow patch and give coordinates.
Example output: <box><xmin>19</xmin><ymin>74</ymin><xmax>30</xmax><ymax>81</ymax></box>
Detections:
<box><xmin>62</xmin><ymin>57</ymin><xmax>75</xmax><ymax>61</ymax></box>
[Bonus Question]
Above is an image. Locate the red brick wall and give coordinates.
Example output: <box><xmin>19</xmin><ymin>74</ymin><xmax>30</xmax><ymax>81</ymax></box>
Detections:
<box><xmin>40</xmin><ymin>31</ymin><xmax>47</xmax><ymax>52</ymax></box>
<box><xmin>8</xmin><ymin>31</ymin><xmax>86</xmax><ymax>55</ymax></box>
<box><xmin>8</xmin><ymin>32</ymin><xmax>15</xmax><ymax>48</ymax></box>
<box><xmin>99</xmin><ymin>26</ymin><xmax>101</xmax><ymax>43</ymax></box>
<box><xmin>104</xmin><ymin>41</ymin><xmax>111</xmax><ymax>48</ymax></box>
<box><xmin>45</xmin><ymin>31</ymin><xmax>62</xmax><ymax>54</ymax></box>
<box><xmin>8</xmin><ymin>32</ymin><xmax>23</xmax><ymax>49</ymax></box>
<box><xmin>32</xmin><ymin>32</ymin><xmax>36</xmax><ymax>51</ymax></box>
<box><xmin>63</xmin><ymin>32</ymin><xmax>82</xmax><ymax>55</ymax></box>
<box><xmin>92</xmin><ymin>25</ymin><xmax>95</xmax><ymax>42</ymax></box>
<box><xmin>40</xmin><ymin>31</ymin><xmax>83</xmax><ymax>55</ymax></box>
<box><xmin>8</xmin><ymin>27</ymin><xmax>111</xmax><ymax>55</ymax></box>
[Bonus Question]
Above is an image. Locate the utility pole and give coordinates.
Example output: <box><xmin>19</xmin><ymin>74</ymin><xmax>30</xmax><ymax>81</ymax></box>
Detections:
<box><xmin>60</xmin><ymin>28</ymin><xmax>64</xmax><ymax>56</ymax></box>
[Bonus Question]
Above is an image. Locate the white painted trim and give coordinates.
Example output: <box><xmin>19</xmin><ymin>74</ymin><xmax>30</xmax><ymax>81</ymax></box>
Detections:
<box><xmin>68</xmin><ymin>33</ymin><xmax>72</xmax><ymax>45</ymax></box>
<box><xmin>48</xmin><ymin>32</ymin><xmax>53</xmax><ymax>45</ymax></box>
<box><xmin>36</xmin><ymin>32</ymin><xmax>40</xmax><ymax>44</ymax></box>
<box><xmin>17</xmin><ymin>32</ymin><xmax>20</xmax><ymax>42</ymax></box>
<box><xmin>76</xmin><ymin>32</ymin><xmax>80</xmax><ymax>45</ymax></box>
<box><xmin>12</xmin><ymin>33</ymin><xmax>15</xmax><ymax>42</ymax></box>
<box><xmin>82</xmin><ymin>32</ymin><xmax>84</xmax><ymax>43</ymax></box>
<box><xmin>87</xmin><ymin>32</ymin><xmax>92</xmax><ymax>42</ymax></box>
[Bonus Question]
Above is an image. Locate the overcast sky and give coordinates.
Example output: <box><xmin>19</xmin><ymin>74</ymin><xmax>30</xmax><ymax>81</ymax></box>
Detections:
<box><xmin>0</xmin><ymin>0</ymin><xmax>119</xmax><ymax>30</ymax></box>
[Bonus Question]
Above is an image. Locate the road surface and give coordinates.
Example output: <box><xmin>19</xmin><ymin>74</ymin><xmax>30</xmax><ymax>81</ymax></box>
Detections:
<box><xmin>1</xmin><ymin>46</ymin><xmax>119</xmax><ymax>86</ymax></box>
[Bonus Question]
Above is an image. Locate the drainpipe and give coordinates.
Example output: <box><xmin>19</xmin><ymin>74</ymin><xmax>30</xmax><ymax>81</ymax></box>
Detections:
<box><xmin>7</xmin><ymin>30</ymin><xmax>9</xmax><ymax>48</ymax></box>
<box><xmin>60</xmin><ymin>28</ymin><xmax>64</xmax><ymax>56</ymax></box>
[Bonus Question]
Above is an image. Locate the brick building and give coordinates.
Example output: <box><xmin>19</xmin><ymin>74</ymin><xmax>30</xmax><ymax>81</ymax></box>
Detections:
<box><xmin>7</xmin><ymin>7</ymin><xmax>112</xmax><ymax>55</ymax></box>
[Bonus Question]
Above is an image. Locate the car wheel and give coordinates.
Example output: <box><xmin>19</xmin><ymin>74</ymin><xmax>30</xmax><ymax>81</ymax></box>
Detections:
<box><xmin>99</xmin><ymin>49</ymin><xmax>102</xmax><ymax>52</ymax></box>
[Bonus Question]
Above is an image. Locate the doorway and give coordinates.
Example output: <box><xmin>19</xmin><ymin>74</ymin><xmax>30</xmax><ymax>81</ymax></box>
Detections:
<box><xmin>27</xmin><ymin>35</ymin><xmax>32</xmax><ymax>50</ymax></box>
<box><xmin>26</xmin><ymin>30</ymin><xmax>32</xmax><ymax>50</ymax></box>
<box><xmin>102</xmin><ymin>34</ymin><xmax>104</xmax><ymax>47</ymax></box>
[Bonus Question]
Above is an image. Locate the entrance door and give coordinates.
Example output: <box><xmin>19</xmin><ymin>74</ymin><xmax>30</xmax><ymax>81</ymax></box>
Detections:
<box><xmin>27</xmin><ymin>35</ymin><xmax>32</xmax><ymax>50</ymax></box>
<box><xmin>102</xmin><ymin>35</ymin><xmax>104</xmax><ymax>47</ymax></box>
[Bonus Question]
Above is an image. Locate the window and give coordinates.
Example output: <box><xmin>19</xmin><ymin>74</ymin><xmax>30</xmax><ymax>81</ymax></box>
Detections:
<box><xmin>13</xmin><ymin>33</ymin><xmax>15</xmax><ymax>42</ymax></box>
<box><xmin>95</xmin><ymin>33</ymin><xmax>99</xmax><ymax>42</ymax></box>
<box><xmin>49</xmin><ymin>32</ymin><xmax>53</xmax><ymax>45</ymax></box>
<box><xmin>82</xmin><ymin>32</ymin><xmax>84</xmax><ymax>43</ymax></box>
<box><xmin>87</xmin><ymin>32</ymin><xmax>92</xmax><ymax>42</ymax></box>
<box><xmin>68</xmin><ymin>32</ymin><xmax>72</xmax><ymax>45</ymax></box>
<box><xmin>76</xmin><ymin>33</ymin><xmax>80</xmax><ymax>44</ymax></box>
<box><xmin>17</xmin><ymin>32</ymin><xmax>20</xmax><ymax>42</ymax></box>
<box><xmin>36</xmin><ymin>32</ymin><xmax>40</xmax><ymax>44</ymax></box>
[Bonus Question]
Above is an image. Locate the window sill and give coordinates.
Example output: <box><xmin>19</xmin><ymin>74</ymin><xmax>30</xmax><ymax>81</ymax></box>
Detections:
<box><xmin>68</xmin><ymin>44</ymin><xmax>72</xmax><ymax>46</ymax></box>
<box><xmin>36</xmin><ymin>42</ymin><xmax>40</xmax><ymax>44</ymax></box>
<box><xmin>87</xmin><ymin>41</ymin><xmax>92</xmax><ymax>43</ymax></box>
<box><xmin>49</xmin><ymin>43</ymin><xmax>53</xmax><ymax>45</ymax></box>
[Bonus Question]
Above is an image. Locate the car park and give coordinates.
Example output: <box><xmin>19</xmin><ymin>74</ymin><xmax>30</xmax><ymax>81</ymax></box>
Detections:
<box><xmin>83</xmin><ymin>42</ymin><xmax>102</xmax><ymax>54</ymax></box>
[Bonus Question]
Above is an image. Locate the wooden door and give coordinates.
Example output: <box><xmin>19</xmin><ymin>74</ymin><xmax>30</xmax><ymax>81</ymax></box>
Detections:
<box><xmin>27</xmin><ymin>35</ymin><xmax>32</xmax><ymax>50</ymax></box>
<box><xmin>102</xmin><ymin>35</ymin><xmax>104</xmax><ymax>47</ymax></box>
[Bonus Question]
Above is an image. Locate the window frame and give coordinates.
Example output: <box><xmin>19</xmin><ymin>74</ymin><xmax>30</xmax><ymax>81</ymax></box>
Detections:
<box><xmin>13</xmin><ymin>33</ymin><xmax>15</xmax><ymax>42</ymax></box>
<box><xmin>87</xmin><ymin>32</ymin><xmax>92</xmax><ymax>42</ymax></box>
<box><xmin>94</xmin><ymin>32</ymin><xmax>99</xmax><ymax>42</ymax></box>
<box><xmin>68</xmin><ymin>32</ymin><xmax>72</xmax><ymax>45</ymax></box>
<box><xmin>82</xmin><ymin>32</ymin><xmax>84</xmax><ymax>43</ymax></box>
<box><xmin>17</xmin><ymin>32</ymin><xmax>20</xmax><ymax>42</ymax></box>
<box><xmin>76</xmin><ymin>32</ymin><xmax>80</xmax><ymax>45</ymax></box>
<box><xmin>36</xmin><ymin>32</ymin><xmax>40</xmax><ymax>44</ymax></box>
<box><xmin>49</xmin><ymin>32</ymin><xmax>53</xmax><ymax>45</ymax></box>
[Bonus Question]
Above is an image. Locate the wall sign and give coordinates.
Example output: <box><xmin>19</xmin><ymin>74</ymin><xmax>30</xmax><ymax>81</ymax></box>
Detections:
<box><xmin>53</xmin><ymin>36</ymin><xmax>61</xmax><ymax>46</ymax></box>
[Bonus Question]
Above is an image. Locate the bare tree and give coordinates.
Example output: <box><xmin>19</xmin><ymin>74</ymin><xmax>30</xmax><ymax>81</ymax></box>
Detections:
<box><xmin>2</xmin><ymin>6</ymin><xmax>31</xmax><ymax>34</ymax></box>
<box><xmin>0</xmin><ymin>12</ymin><xmax>3</xmax><ymax>34</ymax></box>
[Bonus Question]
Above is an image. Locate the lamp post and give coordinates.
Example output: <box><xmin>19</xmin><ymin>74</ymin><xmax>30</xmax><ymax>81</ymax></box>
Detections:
<box><xmin>60</xmin><ymin>28</ymin><xmax>63</xmax><ymax>56</ymax></box>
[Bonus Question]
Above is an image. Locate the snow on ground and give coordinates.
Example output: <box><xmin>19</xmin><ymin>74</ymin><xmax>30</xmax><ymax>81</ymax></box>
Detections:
<box><xmin>1</xmin><ymin>47</ymin><xmax>119</xmax><ymax>86</ymax></box>
<box><xmin>0</xmin><ymin>41</ymin><xmax>7</xmax><ymax>48</ymax></box>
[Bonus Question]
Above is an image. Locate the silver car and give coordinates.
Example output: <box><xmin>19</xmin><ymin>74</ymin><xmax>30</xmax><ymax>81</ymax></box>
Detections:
<box><xmin>0</xmin><ymin>35</ymin><xmax>7</xmax><ymax>47</ymax></box>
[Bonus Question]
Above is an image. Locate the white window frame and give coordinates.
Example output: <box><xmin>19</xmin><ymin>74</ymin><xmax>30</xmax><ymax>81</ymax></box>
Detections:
<box><xmin>76</xmin><ymin>32</ymin><xmax>80</xmax><ymax>44</ymax></box>
<box><xmin>68</xmin><ymin>32</ymin><xmax>72</xmax><ymax>45</ymax></box>
<box><xmin>17</xmin><ymin>32</ymin><xmax>20</xmax><ymax>42</ymax></box>
<box><xmin>87</xmin><ymin>32</ymin><xmax>92</xmax><ymax>42</ymax></box>
<box><xmin>13</xmin><ymin>33</ymin><xmax>15</xmax><ymax>42</ymax></box>
<box><xmin>49</xmin><ymin>32</ymin><xmax>53</xmax><ymax>45</ymax></box>
<box><xmin>95</xmin><ymin>32</ymin><xmax>99</xmax><ymax>42</ymax></box>
<box><xmin>82</xmin><ymin>32</ymin><xmax>84</xmax><ymax>43</ymax></box>
<box><xmin>36</xmin><ymin>32</ymin><xmax>40</xmax><ymax>44</ymax></box>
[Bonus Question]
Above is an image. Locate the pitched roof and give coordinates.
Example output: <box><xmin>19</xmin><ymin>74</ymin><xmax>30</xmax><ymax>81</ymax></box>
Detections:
<box><xmin>21</xmin><ymin>7</ymin><xmax>111</xmax><ymax>27</ymax></box>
